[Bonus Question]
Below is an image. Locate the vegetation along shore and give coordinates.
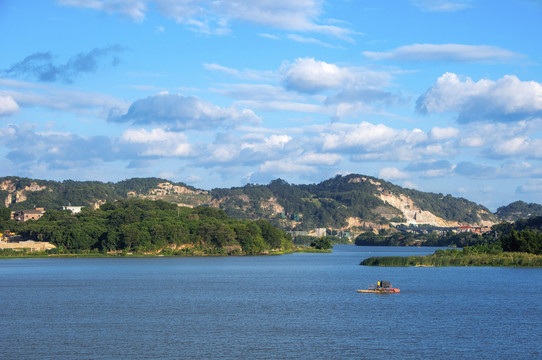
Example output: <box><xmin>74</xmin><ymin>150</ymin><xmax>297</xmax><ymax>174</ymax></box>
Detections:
<box><xmin>361</xmin><ymin>222</ymin><xmax>542</xmax><ymax>267</ymax></box>
<box><xmin>0</xmin><ymin>199</ymin><xmax>332</xmax><ymax>258</ymax></box>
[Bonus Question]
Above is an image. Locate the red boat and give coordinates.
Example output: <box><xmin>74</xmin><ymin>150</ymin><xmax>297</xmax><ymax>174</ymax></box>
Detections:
<box><xmin>357</xmin><ymin>280</ymin><xmax>400</xmax><ymax>293</ymax></box>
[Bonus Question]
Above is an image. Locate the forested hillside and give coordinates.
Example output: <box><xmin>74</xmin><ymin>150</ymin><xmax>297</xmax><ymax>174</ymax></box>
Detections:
<box><xmin>0</xmin><ymin>174</ymin><xmax>527</xmax><ymax>237</ymax></box>
<box><xmin>2</xmin><ymin>199</ymin><xmax>292</xmax><ymax>255</ymax></box>
<box><xmin>495</xmin><ymin>201</ymin><xmax>542</xmax><ymax>222</ymax></box>
<box><xmin>211</xmin><ymin>175</ymin><xmax>496</xmax><ymax>229</ymax></box>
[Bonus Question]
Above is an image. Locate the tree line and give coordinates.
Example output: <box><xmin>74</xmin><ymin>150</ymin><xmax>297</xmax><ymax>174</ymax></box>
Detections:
<box><xmin>1</xmin><ymin>199</ymin><xmax>293</xmax><ymax>255</ymax></box>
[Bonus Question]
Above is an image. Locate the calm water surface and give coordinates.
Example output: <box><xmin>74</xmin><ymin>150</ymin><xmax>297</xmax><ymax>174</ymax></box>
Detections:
<box><xmin>1</xmin><ymin>246</ymin><xmax>541</xmax><ymax>359</ymax></box>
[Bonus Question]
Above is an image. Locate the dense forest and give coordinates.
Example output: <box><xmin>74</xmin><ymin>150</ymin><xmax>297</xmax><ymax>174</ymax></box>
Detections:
<box><xmin>495</xmin><ymin>201</ymin><xmax>542</xmax><ymax>222</ymax></box>
<box><xmin>0</xmin><ymin>199</ymin><xmax>293</xmax><ymax>255</ymax></box>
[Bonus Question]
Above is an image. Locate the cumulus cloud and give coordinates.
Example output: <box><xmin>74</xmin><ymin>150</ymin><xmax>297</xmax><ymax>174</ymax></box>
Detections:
<box><xmin>111</xmin><ymin>93</ymin><xmax>261</xmax><ymax>130</ymax></box>
<box><xmin>3</xmin><ymin>45</ymin><xmax>124</xmax><ymax>83</ymax></box>
<box><xmin>363</xmin><ymin>44</ymin><xmax>522</xmax><ymax>63</ymax></box>
<box><xmin>281</xmin><ymin>58</ymin><xmax>354</xmax><ymax>94</ymax></box>
<box><xmin>416</xmin><ymin>73</ymin><xmax>542</xmax><ymax>122</ymax></box>
<box><xmin>321</xmin><ymin>122</ymin><xmax>427</xmax><ymax>154</ymax></box>
<box><xmin>59</xmin><ymin>0</ymin><xmax>353</xmax><ymax>38</ymax></box>
<box><xmin>490</xmin><ymin>137</ymin><xmax>542</xmax><ymax>159</ymax></box>
<box><xmin>0</xmin><ymin>95</ymin><xmax>19</xmax><ymax>116</ymax></box>
<box><xmin>121</xmin><ymin>128</ymin><xmax>193</xmax><ymax>156</ymax></box>
<box><xmin>281</xmin><ymin>57</ymin><xmax>392</xmax><ymax>95</ymax></box>
<box><xmin>241</xmin><ymin>134</ymin><xmax>292</xmax><ymax>153</ymax></box>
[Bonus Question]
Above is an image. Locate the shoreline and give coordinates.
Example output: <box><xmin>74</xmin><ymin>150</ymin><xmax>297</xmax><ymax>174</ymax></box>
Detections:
<box><xmin>0</xmin><ymin>244</ymin><xmax>331</xmax><ymax>259</ymax></box>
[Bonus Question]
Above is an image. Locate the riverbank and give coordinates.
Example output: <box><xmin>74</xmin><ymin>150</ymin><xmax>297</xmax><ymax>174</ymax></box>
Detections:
<box><xmin>0</xmin><ymin>245</ymin><xmax>331</xmax><ymax>259</ymax></box>
<box><xmin>361</xmin><ymin>251</ymin><xmax>542</xmax><ymax>267</ymax></box>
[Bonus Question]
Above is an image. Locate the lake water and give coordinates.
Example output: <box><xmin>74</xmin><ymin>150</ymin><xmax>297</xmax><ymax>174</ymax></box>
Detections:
<box><xmin>1</xmin><ymin>245</ymin><xmax>541</xmax><ymax>359</ymax></box>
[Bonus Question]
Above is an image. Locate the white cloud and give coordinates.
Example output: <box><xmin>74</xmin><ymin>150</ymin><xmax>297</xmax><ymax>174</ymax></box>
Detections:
<box><xmin>241</xmin><ymin>134</ymin><xmax>292</xmax><ymax>153</ymax></box>
<box><xmin>430</xmin><ymin>126</ymin><xmax>459</xmax><ymax>140</ymax></box>
<box><xmin>411</xmin><ymin>0</ymin><xmax>472</xmax><ymax>12</ymax></box>
<box><xmin>287</xmin><ymin>34</ymin><xmax>337</xmax><ymax>48</ymax></box>
<box><xmin>281</xmin><ymin>57</ymin><xmax>392</xmax><ymax>95</ymax></box>
<box><xmin>281</xmin><ymin>58</ymin><xmax>354</xmax><ymax>94</ymax></box>
<box><xmin>363</xmin><ymin>44</ymin><xmax>522</xmax><ymax>63</ymax></box>
<box><xmin>0</xmin><ymin>95</ymin><xmax>19</xmax><ymax>116</ymax></box>
<box><xmin>299</xmin><ymin>152</ymin><xmax>342</xmax><ymax>166</ymax></box>
<box><xmin>111</xmin><ymin>93</ymin><xmax>261</xmax><ymax>130</ymax></box>
<box><xmin>417</xmin><ymin>73</ymin><xmax>542</xmax><ymax>122</ymax></box>
<box><xmin>259</xmin><ymin>159</ymin><xmax>314</xmax><ymax>174</ymax></box>
<box><xmin>59</xmin><ymin>0</ymin><xmax>353</xmax><ymax>38</ymax></box>
<box><xmin>321</xmin><ymin>122</ymin><xmax>427</xmax><ymax>152</ymax></box>
<box><xmin>379</xmin><ymin>167</ymin><xmax>410</xmax><ymax>180</ymax></box>
<box><xmin>122</xmin><ymin>128</ymin><xmax>194</xmax><ymax>157</ymax></box>
<box><xmin>492</xmin><ymin>137</ymin><xmax>531</xmax><ymax>157</ymax></box>
<box><xmin>1</xmin><ymin>86</ymin><xmax>128</xmax><ymax>119</ymax></box>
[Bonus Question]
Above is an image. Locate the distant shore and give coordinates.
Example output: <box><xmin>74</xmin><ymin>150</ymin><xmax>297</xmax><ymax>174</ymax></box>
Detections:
<box><xmin>361</xmin><ymin>251</ymin><xmax>542</xmax><ymax>267</ymax></box>
<box><xmin>0</xmin><ymin>243</ymin><xmax>331</xmax><ymax>259</ymax></box>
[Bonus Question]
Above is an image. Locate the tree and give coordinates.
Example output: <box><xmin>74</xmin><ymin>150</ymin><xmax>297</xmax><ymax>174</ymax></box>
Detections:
<box><xmin>0</xmin><ymin>208</ymin><xmax>11</xmax><ymax>221</ymax></box>
<box><xmin>310</xmin><ymin>237</ymin><xmax>333</xmax><ymax>250</ymax></box>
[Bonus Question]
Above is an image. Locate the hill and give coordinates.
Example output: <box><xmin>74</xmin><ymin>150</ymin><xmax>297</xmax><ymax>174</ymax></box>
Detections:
<box><xmin>495</xmin><ymin>201</ymin><xmax>542</xmax><ymax>222</ymax></box>
<box><xmin>0</xmin><ymin>174</ymin><xmax>503</xmax><ymax>237</ymax></box>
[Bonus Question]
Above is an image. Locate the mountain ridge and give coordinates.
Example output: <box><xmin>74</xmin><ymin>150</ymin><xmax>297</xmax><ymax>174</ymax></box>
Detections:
<box><xmin>1</xmin><ymin>174</ymin><xmax>527</xmax><ymax>236</ymax></box>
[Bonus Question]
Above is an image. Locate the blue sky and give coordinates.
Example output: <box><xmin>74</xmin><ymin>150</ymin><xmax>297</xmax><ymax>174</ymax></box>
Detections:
<box><xmin>1</xmin><ymin>0</ymin><xmax>541</xmax><ymax>211</ymax></box>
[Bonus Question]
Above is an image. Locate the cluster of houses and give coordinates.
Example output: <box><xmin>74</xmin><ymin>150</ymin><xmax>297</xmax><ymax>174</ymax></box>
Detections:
<box><xmin>9</xmin><ymin>206</ymin><xmax>83</xmax><ymax>222</ymax></box>
<box><xmin>394</xmin><ymin>224</ymin><xmax>492</xmax><ymax>236</ymax></box>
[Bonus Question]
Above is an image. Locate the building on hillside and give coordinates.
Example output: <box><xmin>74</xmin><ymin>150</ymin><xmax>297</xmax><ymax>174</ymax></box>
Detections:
<box><xmin>455</xmin><ymin>226</ymin><xmax>473</xmax><ymax>233</ymax></box>
<box><xmin>60</xmin><ymin>205</ymin><xmax>84</xmax><ymax>214</ymax></box>
<box><xmin>11</xmin><ymin>208</ymin><xmax>45</xmax><ymax>222</ymax></box>
<box><xmin>315</xmin><ymin>228</ymin><xmax>327</xmax><ymax>237</ymax></box>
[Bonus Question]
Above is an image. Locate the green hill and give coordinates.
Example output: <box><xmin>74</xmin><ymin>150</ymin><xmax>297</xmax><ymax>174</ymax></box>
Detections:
<box><xmin>0</xmin><ymin>174</ymin><xmax>514</xmax><ymax>238</ymax></box>
<box><xmin>495</xmin><ymin>201</ymin><xmax>542</xmax><ymax>222</ymax></box>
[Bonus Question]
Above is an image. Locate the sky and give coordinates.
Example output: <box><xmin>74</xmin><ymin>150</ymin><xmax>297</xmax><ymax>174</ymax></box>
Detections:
<box><xmin>1</xmin><ymin>0</ymin><xmax>542</xmax><ymax>211</ymax></box>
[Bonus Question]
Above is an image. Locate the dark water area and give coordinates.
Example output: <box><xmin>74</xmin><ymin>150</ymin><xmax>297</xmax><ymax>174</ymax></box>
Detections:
<box><xmin>1</xmin><ymin>245</ymin><xmax>541</xmax><ymax>359</ymax></box>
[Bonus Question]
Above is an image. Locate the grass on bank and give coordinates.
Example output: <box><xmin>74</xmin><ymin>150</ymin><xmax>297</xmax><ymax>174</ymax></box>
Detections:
<box><xmin>361</xmin><ymin>248</ymin><xmax>542</xmax><ymax>267</ymax></box>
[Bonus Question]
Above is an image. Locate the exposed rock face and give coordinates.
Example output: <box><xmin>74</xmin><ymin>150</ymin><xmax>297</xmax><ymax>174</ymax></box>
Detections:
<box><xmin>4</xmin><ymin>193</ymin><xmax>12</xmax><ymax>208</ymax></box>
<box><xmin>378</xmin><ymin>192</ymin><xmax>460</xmax><ymax>227</ymax></box>
<box><xmin>129</xmin><ymin>182</ymin><xmax>210</xmax><ymax>208</ymax></box>
<box><xmin>260</xmin><ymin>197</ymin><xmax>284</xmax><ymax>215</ymax></box>
<box><xmin>348</xmin><ymin>176</ymin><xmax>383</xmax><ymax>190</ymax></box>
<box><xmin>0</xmin><ymin>180</ymin><xmax>49</xmax><ymax>206</ymax></box>
<box><xmin>0</xmin><ymin>180</ymin><xmax>16</xmax><ymax>192</ymax></box>
<box><xmin>148</xmin><ymin>182</ymin><xmax>207</xmax><ymax>196</ymax></box>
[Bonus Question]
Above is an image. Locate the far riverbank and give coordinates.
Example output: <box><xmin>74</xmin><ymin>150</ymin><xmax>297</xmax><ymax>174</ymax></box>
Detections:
<box><xmin>361</xmin><ymin>250</ymin><xmax>542</xmax><ymax>267</ymax></box>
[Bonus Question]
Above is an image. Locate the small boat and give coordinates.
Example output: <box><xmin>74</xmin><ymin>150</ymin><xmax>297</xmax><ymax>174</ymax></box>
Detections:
<box><xmin>357</xmin><ymin>280</ymin><xmax>400</xmax><ymax>294</ymax></box>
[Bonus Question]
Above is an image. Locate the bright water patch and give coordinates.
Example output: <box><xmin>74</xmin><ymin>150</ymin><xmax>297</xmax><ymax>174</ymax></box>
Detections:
<box><xmin>1</xmin><ymin>246</ymin><xmax>541</xmax><ymax>359</ymax></box>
